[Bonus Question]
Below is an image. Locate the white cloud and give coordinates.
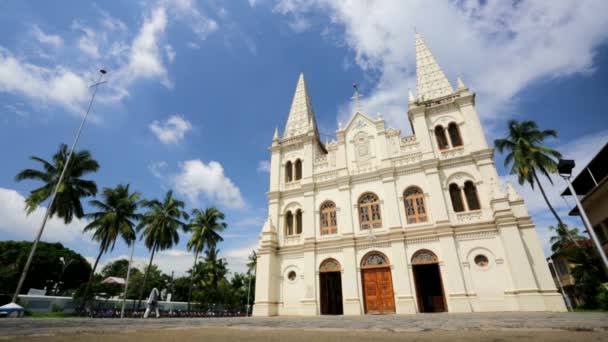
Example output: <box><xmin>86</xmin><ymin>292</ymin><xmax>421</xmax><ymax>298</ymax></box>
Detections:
<box><xmin>31</xmin><ymin>25</ymin><xmax>63</xmax><ymax>47</ymax></box>
<box><xmin>0</xmin><ymin>48</ymin><xmax>89</xmax><ymax>113</ymax></box>
<box><xmin>273</xmin><ymin>0</ymin><xmax>608</xmax><ymax>133</ymax></box>
<box><xmin>257</xmin><ymin>160</ymin><xmax>271</xmax><ymax>173</ymax></box>
<box><xmin>149</xmin><ymin>114</ymin><xmax>192</xmax><ymax>145</ymax></box>
<box><xmin>148</xmin><ymin>161</ymin><xmax>168</xmax><ymax>178</ymax></box>
<box><xmin>72</xmin><ymin>21</ymin><xmax>101</xmax><ymax>59</ymax></box>
<box><xmin>173</xmin><ymin>159</ymin><xmax>245</xmax><ymax>209</ymax></box>
<box><xmin>123</xmin><ymin>6</ymin><xmax>171</xmax><ymax>88</ymax></box>
<box><xmin>224</xmin><ymin>242</ymin><xmax>258</xmax><ymax>275</ymax></box>
<box><xmin>165</xmin><ymin>44</ymin><xmax>176</xmax><ymax>63</ymax></box>
<box><xmin>167</xmin><ymin>0</ymin><xmax>219</xmax><ymax>41</ymax></box>
<box><xmin>0</xmin><ymin>187</ymin><xmax>89</xmax><ymax>243</ymax></box>
<box><xmin>187</xmin><ymin>41</ymin><xmax>201</xmax><ymax>49</ymax></box>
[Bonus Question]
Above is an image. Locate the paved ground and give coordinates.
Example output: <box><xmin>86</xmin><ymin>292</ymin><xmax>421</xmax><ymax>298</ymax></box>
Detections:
<box><xmin>1</xmin><ymin>312</ymin><xmax>607</xmax><ymax>341</ymax></box>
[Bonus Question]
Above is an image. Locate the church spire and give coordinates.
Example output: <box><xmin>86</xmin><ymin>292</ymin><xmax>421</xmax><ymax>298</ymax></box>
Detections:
<box><xmin>283</xmin><ymin>72</ymin><xmax>318</xmax><ymax>139</ymax></box>
<box><xmin>415</xmin><ymin>32</ymin><xmax>454</xmax><ymax>100</ymax></box>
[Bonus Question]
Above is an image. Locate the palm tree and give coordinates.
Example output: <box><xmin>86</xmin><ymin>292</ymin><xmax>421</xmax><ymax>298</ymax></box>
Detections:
<box><xmin>15</xmin><ymin>143</ymin><xmax>99</xmax><ymax>223</ymax></box>
<box><xmin>549</xmin><ymin>223</ymin><xmax>585</xmax><ymax>253</ymax></box>
<box><xmin>186</xmin><ymin>207</ymin><xmax>226</xmax><ymax>311</ymax></box>
<box><xmin>246</xmin><ymin>250</ymin><xmax>257</xmax><ymax>276</ymax></box>
<box><xmin>494</xmin><ymin>120</ymin><xmax>564</xmax><ymax>227</ymax></box>
<box><xmin>136</xmin><ymin>190</ymin><xmax>188</xmax><ymax>310</ymax></box>
<box><xmin>81</xmin><ymin>184</ymin><xmax>142</xmax><ymax>305</ymax></box>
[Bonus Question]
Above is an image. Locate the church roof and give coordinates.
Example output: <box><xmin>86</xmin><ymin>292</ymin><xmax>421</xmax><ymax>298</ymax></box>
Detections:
<box><xmin>283</xmin><ymin>73</ymin><xmax>319</xmax><ymax>139</ymax></box>
<box><xmin>415</xmin><ymin>32</ymin><xmax>454</xmax><ymax>100</ymax></box>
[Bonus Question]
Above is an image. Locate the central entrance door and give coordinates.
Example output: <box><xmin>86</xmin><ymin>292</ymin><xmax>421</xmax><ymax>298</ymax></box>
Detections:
<box><xmin>361</xmin><ymin>251</ymin><xmax>395</xmax><ymax>314</ymax></box>
<box><xmin>319</xmin><ymin>259</ymin><xmax>343</xmax><ymax>315</ymax></box>
<box><xmin>411</xmin><ymin>249</ymin><xmax>447</xmax><ymax>313</ymax></box>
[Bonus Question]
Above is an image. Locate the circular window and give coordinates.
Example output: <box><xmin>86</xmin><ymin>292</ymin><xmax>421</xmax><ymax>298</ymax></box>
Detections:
<box><xmin>474</xmin><ymin>254</ymin><xmax>489</xmax><ymax>268</ymax></box>
<box><xmin>287</xmin><ymin>271</ymin><xmax>297</xmax><ymax>281</ymax></box>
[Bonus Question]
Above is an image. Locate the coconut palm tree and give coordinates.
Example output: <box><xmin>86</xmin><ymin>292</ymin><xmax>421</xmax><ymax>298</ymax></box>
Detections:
<box><xmin>136</xmin><ymin>190</ymin><xmax>188</xmax><ymax>310</ymax></box>
<box><xmin>15</xmin><ymin>143</ymin><xmax>99</xmax><ymax>223</ymax></box>
<box><xmin>81</xmin><ymin>184</ymin><xmax>142</xmax><ymax>305</ymax></box>
<box><xmin>494</xmin><ymin>120</ymin><xmax>564</xmax><ymax>227</ymax></box>
<box><xmin>186</xmin><ymin>207</ymin><xmax>226</xmax><ymax>311</ymax></box>
<box><xmin>246</xmin><ymin>250</ymin><xmax>257</xmax><ymax>276</ymax></box>
<box><xmin>549</xmin><ymin>223</ymin><xmax>585</xmax><ymax>253</ymax></box>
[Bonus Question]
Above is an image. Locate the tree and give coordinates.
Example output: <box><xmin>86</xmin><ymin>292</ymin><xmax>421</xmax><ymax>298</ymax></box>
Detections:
<box><xmin>136</xmin><ymin>190</ymin><xmax>188</xmax><ymax>310</ymax></box>
<box><xmin>101</xmin><ymin>259</ymin><xmax>140</xmax><ymax>279</ymax></box>
<box><xmin>186</xmin><ymin>207</ymin><xmax>226</xmax><ymax>310</ymax></box>
<box><xmin>494</xmin><ymin>120</ymin><xmax>564</xmax><ymax>227</ymax></box>
<box><xmin>0</xmin><ymin>241</ymin><xmax>91</xmax><ymax>296</ymax></box>
<box><xmin>81</xmin><ymin>184</ymin><xmax>141</xmax><ymax>305</ymax></box>
<box><xmin>549</xmin><ymin>223</ymin><xmax>585</xmax><ymax>253</ymax></box>
<box><xmin>15</xmin><ymin>143</ymin><xmax>99</xmax><ymax>224</ymax></box>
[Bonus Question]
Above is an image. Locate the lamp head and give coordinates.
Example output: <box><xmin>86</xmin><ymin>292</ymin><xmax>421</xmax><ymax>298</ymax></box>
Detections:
<box><xmin>558</xmin><ymin>159</ymin><xmax>575</xmax><ymax>177</ymax></box>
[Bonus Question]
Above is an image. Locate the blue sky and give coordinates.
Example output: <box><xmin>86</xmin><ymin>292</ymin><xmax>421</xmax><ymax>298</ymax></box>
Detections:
<box><xmin>0</xmin><ymin>0</ymin><xmax>607</xmax><ymax>276</ymax></box>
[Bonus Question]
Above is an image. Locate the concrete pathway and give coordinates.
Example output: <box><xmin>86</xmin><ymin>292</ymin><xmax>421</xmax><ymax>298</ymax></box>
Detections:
<box><xmin>0</xmin><ymin>312</ymin><xmax>607</xmax><ymax>340</ymax></box>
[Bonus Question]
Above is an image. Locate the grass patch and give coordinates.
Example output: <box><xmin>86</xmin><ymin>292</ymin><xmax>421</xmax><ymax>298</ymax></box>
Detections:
<box><xmin>28</xmin><ymin>312</ymin><xmax>78</xmax><ymax>318</ymax></box>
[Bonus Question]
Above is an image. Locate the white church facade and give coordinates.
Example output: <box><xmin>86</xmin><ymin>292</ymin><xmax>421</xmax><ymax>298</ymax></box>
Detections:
<box><xmin>252</xmin><ymin>33</ymin><xmax>567</xmax><ymax>316</ymax></box>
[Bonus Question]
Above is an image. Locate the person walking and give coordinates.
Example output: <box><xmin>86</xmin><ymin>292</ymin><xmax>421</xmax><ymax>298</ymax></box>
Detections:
<box><xmin>143</xmin><ymin>287</ymin><xmax>160</xmax><ymax>318</ymax></box>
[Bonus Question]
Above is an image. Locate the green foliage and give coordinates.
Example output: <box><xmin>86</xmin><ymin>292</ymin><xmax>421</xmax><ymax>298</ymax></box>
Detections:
<box><xmin>136</xmin><ymin>190</ymin><xmax>188</xmax><ymax>307</ymax></box>
<box><xmin>15</xmin><ymin>143</ymin><xmax>99</xmax><ymax>224</ymax></box>
<box><xmin>186</xmin><ymin>207</ymin><xmax>227</xmax><ymax>308</ymax></box>
<box><xmin>0</xmin><ymin>241</ymin><xmax>91</xmax><ymax>295</ymax></box>
<box><xmin>548</xmin><ymin>223</ymin><xmax>585</xmax><ymax>253</ymax></box>
<box><xmin>494</xmin><ymin>120</ymin><xmax>564</xmax><ymax>226</ymax></box>
<box><xmin>569</xmin><ymin>245</ymin><xmax>607</xmax><ymax>309</ymax></box>
<box><xmin>51</xmin><ymin>303</ymin><xmax>64</xmax><ymax>312</ymax></box>
<box><xmin>81</xmin><ymin>184</ymin><xmax>142</xmax><ymax>305</ymax></box>
<box><xmin>84</xmin><ymin>184</ymin><xmax>142</xmax><ymax>254</ymax></box>
<box><xmin>101</xmin><ymin>259</ymin><xmax>141</xmax><ymax>279</ymax></box>
<box><xmin>597</xmin><ymin>285</ymin><xmax>608</xmax><ymax>311</ymax></box>
<box><xmin>128</xmin><ymin>264</ymin><xmax>170</xmax><ymax>299</ymax></box>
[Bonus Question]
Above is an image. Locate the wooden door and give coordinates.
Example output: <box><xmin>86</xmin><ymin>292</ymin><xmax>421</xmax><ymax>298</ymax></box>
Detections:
<box><xmin>362</xmin><ymin>267</ymin><xmax>395</xmax><ymax>314</ymax></box>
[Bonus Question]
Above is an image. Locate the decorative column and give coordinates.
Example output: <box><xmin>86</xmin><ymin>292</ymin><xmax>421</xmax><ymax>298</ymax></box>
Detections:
<box><xmin>299</xmin><ymin>188</ymin><xmax>318</xmax><ymax>315</ymax></box>
<box><xmin>342</xmin><ymin>243</ymin><xmax>362</xmax><ymax>315</ymax></box>
<box><xmin>438</xmin><ymin>232</ymin><xmax>471</xmax><ymax>312</ymax></box>
<box><xmin>391</xmin><ymin>240</ymin><xmax>416</xmax><ymax>313</ymax></box>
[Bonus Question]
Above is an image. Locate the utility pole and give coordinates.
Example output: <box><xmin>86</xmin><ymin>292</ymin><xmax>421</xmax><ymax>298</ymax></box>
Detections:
<box><xmin>7</xmin><ymin>70</ymin><xmax>107</xmax><ymax>310</ymax></box>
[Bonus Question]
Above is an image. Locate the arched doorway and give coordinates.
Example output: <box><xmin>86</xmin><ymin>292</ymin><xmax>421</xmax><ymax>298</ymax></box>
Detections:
<box><xmin>361</xmin><ymin>251</ymin><xmax>395</xmax><ymax>314</ymax></box>
<box><xmin>411</xmin><ymin>249</ymin><xmax>447</xmax><ymax>313</ymax></box>
<box><xmin>319</xmin><ymin>258</ymin><xmax>343</xmax><ymax>315</ymax></box>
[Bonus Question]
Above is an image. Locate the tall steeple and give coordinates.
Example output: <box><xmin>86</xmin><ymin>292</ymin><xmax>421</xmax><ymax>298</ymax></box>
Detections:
<box><xmin>283</xmin><ymin>73</ymin><xmax>318</xmax><ymax>138</ymax></box>
<box><xmin>415</xmin><ymin>32</ymin><xmax>454</xmax><ymax>100</ymax></box>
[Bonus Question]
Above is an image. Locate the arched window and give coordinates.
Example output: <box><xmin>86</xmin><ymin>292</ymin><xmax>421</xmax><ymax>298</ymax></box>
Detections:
<box><xmin>358</xmin><ymin>193</ymin><xmax>382</xmax><ymax>230</ymax></box>
<box><xmin>295</xmin><ymin>209</ymin><xmax>303</xmax><ymax>234</ymax></box>
<box><xmin>448</xmin><ymin>122</ymin><xmax>463</xmax><ymax>147</ymax></box>
<box><xmin>464</xmin><ymin>181</ymin><xmax>481</xmax><ymax>210</ymax></box>
<box><xmin>435</xmin><ymin>126</ymin><xmax>449</xmax><ymax>150</ymax></box>
<box><xmin>294</xmin><ymin>159</ymin><xmax>302</xmax><ymax>180</ymax></box>
<box><xmin>285</xmin><ymin>161</ymin><xmax>293</xmax><ymax>183</ymax></box>
<box><xmin>403</xmin><ymin>187</ymin><xmax>427</xmax><ymax>224</ymax></box>
<box><xmin>449</xmin><ymin>184</ymin><xmax>465</xmax><ymax>212</ymax></box>
<box><xmin>320</xmin><ymin>201</ymin><xmax>337</xmax><ymax>235</ymax></box>
<box><xmin>361</xmin><ymin>251</ymin><xmax>389</xmax><ymax>268</ymax></box>
<box><xmin>285</xmin><ymin>211</ymin><xmax>294</xmax><ymax>235</ymax></box>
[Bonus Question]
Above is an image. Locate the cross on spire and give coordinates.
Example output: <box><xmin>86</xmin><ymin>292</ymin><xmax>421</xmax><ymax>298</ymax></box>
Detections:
<box><xmin>351</xmin><ymin>83</ymin><xmax>363</xmax><ymax>112</ymax></box>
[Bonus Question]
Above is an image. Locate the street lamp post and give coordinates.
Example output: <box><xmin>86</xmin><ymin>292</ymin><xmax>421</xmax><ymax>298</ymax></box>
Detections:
<box><xmin>120</xmin><ymin>240</ymin><xmax>136</xmax><ymax>319</ymax></box>
<box><xmin>558</xmin><ymin>159</ymin><xmax>608</xmax><ymax>272</ymax></box>
<box><xmin>6</xmin><ymin>70</ymin><xmax>107</xmax><ymax>309</ymax></box>
<box><xmin>547</xmin><ymin>257</ymin><xmax>573</xmax><ymax>311</ymax></box>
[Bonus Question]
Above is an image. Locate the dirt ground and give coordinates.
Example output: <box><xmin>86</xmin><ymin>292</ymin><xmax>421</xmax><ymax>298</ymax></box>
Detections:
<box><xmin>10</xmin><ymin>326</ymin><xmax>608</xmax><ymax>342</ymax></box>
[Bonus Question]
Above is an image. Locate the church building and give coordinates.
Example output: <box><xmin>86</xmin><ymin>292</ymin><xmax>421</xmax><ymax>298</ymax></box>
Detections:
<box><xmin>252</xmin><ymin>33</ymin><xmax>567</xmax><ymax>316</ymax></box>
